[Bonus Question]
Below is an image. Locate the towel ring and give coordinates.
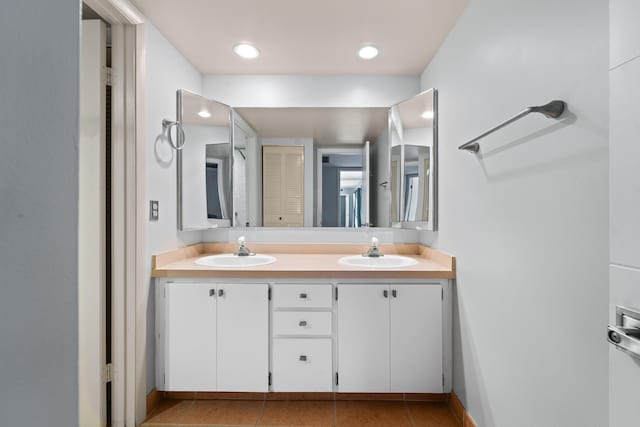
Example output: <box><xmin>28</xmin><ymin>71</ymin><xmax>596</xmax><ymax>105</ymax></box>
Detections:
<box><xmin>162</xmin><ymin>119</ymin><xmax>185</xmax><ymax>150</ymax></box>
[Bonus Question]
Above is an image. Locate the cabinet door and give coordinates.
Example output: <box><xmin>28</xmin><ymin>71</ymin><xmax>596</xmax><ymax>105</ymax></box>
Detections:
<box><xmin>337</xmin><ymin>284</ymin><xmax>390</xmax><ymax>392</ymax></box>
<box><xmin>165</xmin><ymin>283</ymin><xmax>217</xmax><ymax>391</ymax></box>
<box><xmin>390</xmin><ymin>284</ymin><xmax>442</xmax><ymax>393</ymax></box>
<box><xmin>216</xmin><ymin>284</ymin><xmax>269</xmax><ymax>391</ymax></box>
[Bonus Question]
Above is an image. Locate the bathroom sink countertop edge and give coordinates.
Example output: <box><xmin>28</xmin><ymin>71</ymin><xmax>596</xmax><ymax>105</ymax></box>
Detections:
<box><xmin>151</xmin><ymin>243</ymin><xmax>455</xmax><ymax>279</ymax></box>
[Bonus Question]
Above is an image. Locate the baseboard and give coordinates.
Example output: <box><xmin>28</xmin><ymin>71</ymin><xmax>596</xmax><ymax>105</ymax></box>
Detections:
<box><xmin>146</xmin><ymin>388</ymin><xmax>162</xmax><ymax>416</ymax></box>
<box><xmin>449</xmin><ymin>392</ymin><xmax>477</xmax><ymax>427</ymax></box>
<box><xmin>160</xmin><ymin>391</ymin><xmax>449</xmax><ymax>402</ymax></box>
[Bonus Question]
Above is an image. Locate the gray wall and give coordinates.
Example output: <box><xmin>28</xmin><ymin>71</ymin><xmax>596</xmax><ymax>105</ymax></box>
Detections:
<box><xmin>419</xmin><ymin>0</ymin><xmax>609</xmax><ymax>425</ymax></box>
<box><xmin>0</xmin><ymin>1</ymin><xmax>80</xmax><ymax>425</ymax></box>
<box><xmin>145</xmin><ymin>22</ymin><xmax>203</xmax><ymax>393</ymax></box>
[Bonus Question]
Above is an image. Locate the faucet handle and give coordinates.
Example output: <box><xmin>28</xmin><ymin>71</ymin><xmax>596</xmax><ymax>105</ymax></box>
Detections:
<box><xmin>370</xmin><ymin>237</ymin><xmax>379</xmax><ymax>247</ymax></box>
<box><xmin>237</xmin><ymin>236</ymin><xmax>246</xmax><ymax>246</ymax></box>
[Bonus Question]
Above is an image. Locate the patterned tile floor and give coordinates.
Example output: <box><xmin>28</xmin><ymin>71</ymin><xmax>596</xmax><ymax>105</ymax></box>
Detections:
<box><xmin>141</xmin><ymin>399</ymin><xmax>460</xmax><ymax>427</ymax></box>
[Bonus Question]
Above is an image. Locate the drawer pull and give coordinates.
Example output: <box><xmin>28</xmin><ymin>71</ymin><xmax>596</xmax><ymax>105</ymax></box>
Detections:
<box><xmin>299</xmin><ymin>293</ymin><xmax>308</xmax><ymax>299</ymax></box>
<box><xmin>392</xmin><ymin>289</ymin><xmax>397</xmax><ymax>298</ymax></box>
<box><xmin>299</xmin><ymin>320</ymin><xmax>308</xmax><ymax>327</ymax></box>
<box><xmin>383</xmin><ymin>290</ymin><xmax>388</xmax><ymax>298</ymax></box>
<box><xmin>299</xmin><ymin>355</ymin><xmax>308</xmax><ymax>361</ymax></box>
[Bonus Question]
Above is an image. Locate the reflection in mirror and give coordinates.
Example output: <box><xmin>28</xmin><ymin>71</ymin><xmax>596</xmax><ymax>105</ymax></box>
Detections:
<box><xmin>177</xmin><ymin>89</ymin><xmax>232</xmax><ymax>230</ymax></box>
<box><xmin>318</xmin><ymin>150</ymin><xmax>368</xmax><ymax>227</ymax></box>
<box><xmin>232</xmin><ymin>115</ymin><xmax>260</xmax><ymax>227</ymax></box>
<box><xmin>390</xmin><ymin>88</ymin><xmax>438</xmax><ymax>230</ymax></box>
<box><xmin>234</xmin><ymin>108</ymin><xmax>383</xmax><ymax>228</ymax></box>
<box><xmin>390</xmin><ymin>144</ymin><xmax>402</xmax><ymax>224</ymax></box>
<box><xmin>403</xmin><ymin>145</ymin><xmax>429</xmax><ymax>221</ymax></box>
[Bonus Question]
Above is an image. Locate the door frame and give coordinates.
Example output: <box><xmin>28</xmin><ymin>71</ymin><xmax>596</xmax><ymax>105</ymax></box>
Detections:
<box><xmin>81</xmin><ymin>1</ymin><xmax>145</xmax><ymax>426</ymax></box>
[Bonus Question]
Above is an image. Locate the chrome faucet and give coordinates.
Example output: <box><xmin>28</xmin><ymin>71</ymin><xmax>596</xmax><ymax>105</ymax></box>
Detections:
<box><xmin>234</xmin><ymin>236</ymin><xmax>255</xmax><ymax>257</ymax></box>
<box><xmin>363</xmin><ymin>237</ymin><xmax>384</xmax><ymax>258</ymax></box>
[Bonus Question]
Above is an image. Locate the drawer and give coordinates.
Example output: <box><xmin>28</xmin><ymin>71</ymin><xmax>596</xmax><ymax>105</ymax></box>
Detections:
<box><xmin>272</xmin><ymin>284</ymin><xmax>333</xmax><ymax>309</ymax></box>
<box><xmin>273</xmin><ymin>312</ymin><xmax>332</xmax><ymax>336</ymax></box>
<box><xmin>272</xmin><ymin>338</ymin><xmax>333</xmax><ymax>392</ymax></box>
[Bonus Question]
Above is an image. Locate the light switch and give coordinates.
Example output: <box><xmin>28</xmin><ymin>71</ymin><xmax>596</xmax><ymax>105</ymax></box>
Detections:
<box><xmin>149</xmin><ymin>200</ymin><xmax>159</xmax><ymax>221</ymax></box>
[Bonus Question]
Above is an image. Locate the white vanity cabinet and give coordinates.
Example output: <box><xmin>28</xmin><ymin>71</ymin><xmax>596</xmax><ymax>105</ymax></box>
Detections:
<box><xmin>156</xmin><ymin>278</ymin><xmax>450</xmax><ymax>395</ymax></box>
<box><xmin>157</xmin><ymin>282</ymin><xmax>268</xmax><ymax>392</ymax></box>
<box><xmin>337</xmin><ymin>283</ymin><xmax>443</xmax><ymax>393</ymax></box>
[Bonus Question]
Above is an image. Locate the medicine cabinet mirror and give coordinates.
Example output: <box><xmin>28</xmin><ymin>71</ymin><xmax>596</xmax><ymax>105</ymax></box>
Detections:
<box><xmin>177</xmin><ymin>89</ymin><xmax>232</xmax><ymax>230</ymax></box>
<box><xmin>389</xmin><ymin>89</ymin><xmax>438</xmax><ymax>230</ymax></box>
<box><xmin>175</xmin><ymin>88</ymin><xmax>437</xmax><ymax>231</ymax></box>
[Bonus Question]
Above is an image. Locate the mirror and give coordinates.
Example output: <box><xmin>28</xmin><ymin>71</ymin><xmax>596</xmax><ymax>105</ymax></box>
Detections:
<box><xmin>177</xmin><ymin>89</ymin><xmax>232</xmax><ymax>230</ymax></box>
<box><xmin>233</xmin><ymin>108</ymin><xmax>385</xmax><ymax>228</ymax></box>
<box><xmin>390</xmin><ymin>89</ymin><xmax>438</xmax><ymax>230</ymax></box>
<box><xmin>174</xmin><ymin>88</ymin><xmax>437</xmax><ymax>231</ymax></box>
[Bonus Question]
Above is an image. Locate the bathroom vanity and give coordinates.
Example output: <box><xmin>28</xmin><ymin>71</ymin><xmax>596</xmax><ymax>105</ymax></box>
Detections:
<box><xmin>152</xmin><ymin>243</ymin><xmax>455</xmax><ymax>397</ymax></box>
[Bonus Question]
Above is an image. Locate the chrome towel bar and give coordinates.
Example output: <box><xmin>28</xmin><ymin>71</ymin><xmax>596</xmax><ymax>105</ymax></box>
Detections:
<box><xmin>458</xmin><ymin>100</ymin><xmax>566</xmax><ymax>153</ymax></box>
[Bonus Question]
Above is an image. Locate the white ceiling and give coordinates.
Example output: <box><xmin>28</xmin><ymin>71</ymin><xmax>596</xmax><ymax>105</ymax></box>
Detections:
<box><xmin>131</xmin><ymin>0</ymin><xmax>468</xmax><ymax>75</ymax></box>
<box><xmin>236</xmin><ymin>108</ymin><xmax>388</xmax><ymax>146</ymax></box>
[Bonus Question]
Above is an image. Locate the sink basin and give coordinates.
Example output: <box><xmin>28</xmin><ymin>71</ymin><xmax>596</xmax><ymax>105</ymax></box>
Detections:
<box><xmin>195</xmin><ymin>254</ymin><xmax>277</xmax><ymax>268</ymax></box>
<box><xmin>338</xmin><ymin>255</ymin><xmax>418</xmax><ymax>269</ymax></box>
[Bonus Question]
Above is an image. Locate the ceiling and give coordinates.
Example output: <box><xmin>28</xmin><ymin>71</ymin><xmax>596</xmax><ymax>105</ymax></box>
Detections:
<box><xmin>131</xmin><ymin>0</ymin><xmax>468</xmax><ymax>75</ymax></box>
<box><xmin>236</xmin><ymin>108</ymin><xmax>388</xmax><ymax>146</ymax></box>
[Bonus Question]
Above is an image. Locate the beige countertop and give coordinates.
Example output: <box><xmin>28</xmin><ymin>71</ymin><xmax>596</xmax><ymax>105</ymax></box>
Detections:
<box><xmin>152</xmin><ymin>243</ymin><xmax>456</xmax><ymax>280</ymax></box>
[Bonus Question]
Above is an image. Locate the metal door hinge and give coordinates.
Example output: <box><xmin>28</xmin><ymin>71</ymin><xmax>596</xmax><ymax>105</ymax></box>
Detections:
<box><xmin>335</xmin><ymin>287</ymin><xmax>338</xmax><ymax>300</ymax></box>
<box><xmin>441</xmin><ymin>288</ymin><xmax>443</xmax><ymax>300</ymax></box>
<box><xmin>268</xmin><ymin>372</ymin><xmax>272</xmax><ymax>386</ymax></box>
<box><xmin>442</xmin><ymin>374</ymin><xmax>444</xmax><ymax>387</ymax></box>
<box><xmin>335</xmin><ymin>372</ymin><xmax>339</xmax><ymax>386</ymax></box>
<box><xmin>104</xmin><ymin>363</ymin><xmax>113</xmax><ymax>383</ymax></box>
<box><xmin>104</xmin><ymin>67</ymin><xmax>114</xmax><ymax>86</ymax></box>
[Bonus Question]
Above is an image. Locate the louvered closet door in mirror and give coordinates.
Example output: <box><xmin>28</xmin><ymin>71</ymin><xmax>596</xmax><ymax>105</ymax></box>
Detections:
<box><xmin>262</xmin><ymin>145</ymin><xmax>304</xmax><ymax>227</ymax></box>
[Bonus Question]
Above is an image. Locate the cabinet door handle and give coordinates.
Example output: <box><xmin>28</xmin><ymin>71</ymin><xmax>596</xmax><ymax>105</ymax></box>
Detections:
<box><xmin>218</xmin><ymin>289</ymin><xmax>224</xmax><ymax>297</ymax></box>
<box><xmin>383</xmin><ymin>289</ymin><xmax>388</xmax><ymax>298</ymax></box>
<box><xmin>209</xmin><ymin>289</ymin><xmax>216</xmax><ymax>297</ymax></box>
<box><xmin>299</xmin><ymin>320</ymin><xmax>308</xmax><ymax>327</ymax></box>
<box><xmin>391</xmin><ymin>289</ymin><xmax>397</xmax><ymax>298</ymax></box>
<box><xmin>299</xmin><ymin>355</ymin><xmax>307</xmax><ymax>361</ymax></box>
<box><xmin>299</xmin><ymin>293</ymin><xmax>308</xmax><ymax>299</ymax></box>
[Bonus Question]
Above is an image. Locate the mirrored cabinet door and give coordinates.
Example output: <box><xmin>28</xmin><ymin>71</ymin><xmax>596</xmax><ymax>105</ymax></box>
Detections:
<box><xmin>177</xmin><ymin>89</ymin><xmax>232</xmax><ymax>230</ymax></box>
<box><xmin>389</xmin><ymin>89</ymin><xmax>438</xmax><ymax>231</ymax></box>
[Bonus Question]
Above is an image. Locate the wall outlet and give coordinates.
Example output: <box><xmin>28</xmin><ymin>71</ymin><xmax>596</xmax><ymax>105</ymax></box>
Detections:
<box><xmin>149</xmin><ymin>200</ymin><xmax>159</xmax><ymax>221</ymax></box>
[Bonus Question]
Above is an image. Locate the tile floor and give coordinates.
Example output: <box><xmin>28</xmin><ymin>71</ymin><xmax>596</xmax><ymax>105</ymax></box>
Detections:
<box><xmin>141</xmin><ymin>399</ymin><xmax>460</xmax><ymax>427</ymax></box>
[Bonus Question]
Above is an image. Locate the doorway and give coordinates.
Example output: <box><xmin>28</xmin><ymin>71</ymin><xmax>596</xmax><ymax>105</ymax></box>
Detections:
<box><xmin>79</xmin><ymin>1</ymin><xmax>145</xmax><ymax>426</ymax></box>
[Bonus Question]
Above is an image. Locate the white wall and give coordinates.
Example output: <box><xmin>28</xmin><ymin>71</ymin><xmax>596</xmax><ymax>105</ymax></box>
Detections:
<box><xmin>419</xmin><ymin>0</ymin><xmax>609</xmax><ymax>426</ymax></box>
<box><xmin>202</xmin><ymin>75</ymin><xmax>419</xmax><ymax>108</ymax></box>
<box><xmin>608</xmin><ymin>1</ymin><xmax>640</xmax><ymax>425</ymax></box>
<box><xmin>0</xmin><ymin>1</ymin><xmax>79</xmax><ymax>425</ymax></box>
<box><xmin>145</xmin><ymin>22</ymin><xmax>203</xmax><ymax>393</ymax></box>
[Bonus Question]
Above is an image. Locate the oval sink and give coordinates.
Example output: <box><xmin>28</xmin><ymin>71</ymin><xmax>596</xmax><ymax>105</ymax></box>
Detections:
<box><xmin>195</xmin><ymin>254</ymin><xmax>277</xmax><ymax>268</ymax></box>
<box><xmin>338</xmin><ymin>255</ymin><xmax>418</xmax><ymax>269</ymax></box>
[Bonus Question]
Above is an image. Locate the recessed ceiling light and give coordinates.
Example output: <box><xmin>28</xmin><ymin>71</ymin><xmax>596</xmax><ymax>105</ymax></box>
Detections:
<box><xmin>198</xmin><ymin>110</ymin><xmax>211</xmax><ymax>118</ymax></box>
<box><xmin>234</xmin><ymin>43</ymin><xmax>260</xmax><ymax>59</ymax></box>
<box><xmin>358</xmin><ymin>45</ymin><xmax>379</xmax><ymax>60</ymax></box>
<box><xmin>421</xmin><ymin>111</ymin><xmax>434</xmax><ymax>119</ymax></box>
